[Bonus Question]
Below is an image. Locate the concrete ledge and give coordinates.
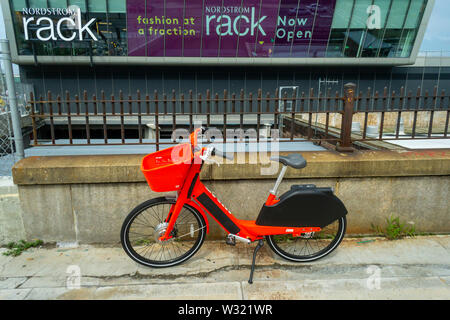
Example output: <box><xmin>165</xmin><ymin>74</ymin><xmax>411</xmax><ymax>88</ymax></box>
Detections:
<box><xmin>12</xmin><ymin>154</ymin><xmax>144</xmax><ymax>185</ymax></box>
<box><xmin>12</xmin><ymin>149</ymin><xmax>450</xmax><ymax>185</ymax></box>
<box><xmin>7</xmin><ymin>149</ymin><xmax>450</xmax><ymax>243</ymax></box>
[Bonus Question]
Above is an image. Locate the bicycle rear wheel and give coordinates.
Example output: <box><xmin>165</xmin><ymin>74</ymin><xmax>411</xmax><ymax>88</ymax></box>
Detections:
<box><xmin>121</xmin><ymin>197</ymin><xmax>206</xmax><ymax>267</ymax></box>
<box><xmin>266</xmin><ymin>216</ymin><xmax>346</xmax><ymax>262</ymax></box>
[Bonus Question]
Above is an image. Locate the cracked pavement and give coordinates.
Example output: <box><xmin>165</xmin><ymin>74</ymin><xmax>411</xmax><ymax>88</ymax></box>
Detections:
<box><xmin>0</xmin><ymin>235</ymin><xmax>449</xmax><ymax>300</ymax></box>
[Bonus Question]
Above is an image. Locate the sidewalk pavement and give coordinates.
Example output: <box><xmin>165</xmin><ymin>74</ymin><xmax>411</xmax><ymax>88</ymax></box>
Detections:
<box><xmin>0</xmin><ymin>236</ymin><xmax>449</xmax><ymax>300</ymax></box>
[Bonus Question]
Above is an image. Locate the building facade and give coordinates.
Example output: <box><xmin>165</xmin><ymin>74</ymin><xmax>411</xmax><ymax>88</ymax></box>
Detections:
<box><xmin>3</xmin><ymin>0</ymin><xmax>446</xmax><ymax>104</ymax></box>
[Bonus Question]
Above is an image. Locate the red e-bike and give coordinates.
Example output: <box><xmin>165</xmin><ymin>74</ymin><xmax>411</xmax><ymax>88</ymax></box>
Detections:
<box><xmin>121</xmin><ymin>128</ymin><xmax>347</xmax><ymax>283</ymax></box>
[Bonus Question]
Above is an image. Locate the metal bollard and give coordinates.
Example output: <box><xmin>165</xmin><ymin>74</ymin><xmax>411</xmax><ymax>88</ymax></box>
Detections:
<box><xmin>336</xmin><ymin>83</ymin><xmax>356</xmax><ymax>152</ymax></box>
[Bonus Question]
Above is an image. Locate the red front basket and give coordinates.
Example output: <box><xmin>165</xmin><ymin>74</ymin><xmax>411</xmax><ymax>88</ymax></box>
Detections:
<box><xmin>141</xmin><ymin>143</ymin><xmax>193</xmax><ymax>192</ymax></box>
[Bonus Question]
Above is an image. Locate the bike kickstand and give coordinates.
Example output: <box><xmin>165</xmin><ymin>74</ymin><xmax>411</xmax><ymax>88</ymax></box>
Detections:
<box><xmin>248</xmin><ymin>239</ymin><xmax>264</xmax><ymax>284</ymax></box>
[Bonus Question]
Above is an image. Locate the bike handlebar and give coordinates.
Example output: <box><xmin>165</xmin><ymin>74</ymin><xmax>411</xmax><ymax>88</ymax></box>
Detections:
<box><xmin>191</xmin><ymin>128</ymin><xmax>234</xmax><ymax>161</ymax></box>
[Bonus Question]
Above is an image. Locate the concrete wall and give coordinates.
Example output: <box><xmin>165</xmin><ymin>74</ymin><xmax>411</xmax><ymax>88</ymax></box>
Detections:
<box><xmin>0</xmin><ymin>177</ymin><xmax>25</xmax><ymax>244</ymax></box>
<box><xmin>7</xmin><ymin>149</ymin><xmax>450</xmax><ymax>244</ymax></box>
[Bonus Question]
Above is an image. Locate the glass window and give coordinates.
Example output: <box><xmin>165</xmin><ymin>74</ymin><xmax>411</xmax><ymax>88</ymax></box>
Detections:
<box><xmin>385</xmin><ymin>0</ymin><xmax>409</xmax><ymax>29</ymax></box>
<box><xmin>379</xmin><ymin>29</ymin><xmax>403</xmax><ymax>57</ymax></box>
<box><xmin>371</xmin><ymin>0</ymin><xmax>390</xmax><ymax>27</ymax></box>
<box><xmin>404</xmin><ymin>0</ymin><xmax>425</xmax><ymax>28</ymax></box>
<box><xmin>328</xmin><ymin>0</ymin><xmax>428</xmax><ymax>59</ymax></box>
<box><xmin>342</xmin><ymin>0</ymin><xmax>373</xmax><ymax>57</ymax></box>
<box><xmin>397</xmin><ymin>29</ymin><xmax>416</xmax><ymax>57</ymax></box>
<box><xmin>327</xmin><ymin>0</ymin><xmax>355</xmax><ymax>57</ymax></box>
<box><xmin>361</xmin><ymin>0</ymin><xmax>391</xmax><ymax>57</ymax></box>
<box><xmin>48</xmin><ymin>0</ymin><xmax>68</xmax><ymax>7</ymax></box>
<box><xmin>164</xmin><ymin>0</ymin><xmax>185</xmax><ymax>57</ymax></box>
<box><xmin>64</xmin><ymin>1</ymin><xmax>89</xmax><ymax>56</ymax></box>
<box><xmin>9</xmin><ymin>0</ymin><xmax>428</xmax><ymax>59</ymax></box>
<box><xmin>29</xmin><ymin>0</ymin><xmax>48</xmax><ymax>7</ymax></box>
<box><xmin>326</xmin><ymin>29</ymin><xmax>347</xmax><ymax>56</ymax></box>
<box><xmin>68</xmin><ymin>0</ymin><xmax>87</xmax><ymax>11</ymax></box>
<box><xmin>344</xmin><ymin>30</ymin><xmax>365</xmax><ymax>57</ymax></box>
<box><xmin>361</xmin><ymin>28</ymin><xmax>384</xmax><ymax>57</ymax></box>
<box><xmin>378</xmin><ymin>0</ymin><xmax>410</xmax><ymax>57</ymax></box>
<box><xmin>12</xmin><ymin>0</ymin><xmax>27</xmax><ymax>10</ymax></box>
<box><xmin>308</xmin><ymin>0</ymin><xmax>337</xmax><ymax>58</ymax></box>
<box><xmin>11</xmin><ymin>0</ymin><xmax>32</xmax><ymax>55</ymax></box>
<box><xmin>106</xmin><ymin>0</ymin><xmax>127</xmax><ymax>56</ymax></box>
<box><xmin>89</xmin><ymin>0</ymin><xmax>107</xmax><ymax>12</ymax></box>
<box><xmin>349</xmin><ymin>0</ymin><xmax>373</xmax><ymax>29</ymax></box>
<box><xmin>108</xmin><ymin>0</ymin><xmax>126</xmax><ymax>13</ymax></box>
<box><xmin>331</xmin><ymin>0</ymin><xmax>355</xmax><ymax>28</ymax></box>
<box><xmin>396</xmin><ymin>0</ymin><xmax>426</xmax><ymax>57</ymax></box>
<box><xmin>47</xmin><ymin>0</ymin><xmax>73</xmax><ymax>56</ymax></box>
<box><xmin>87</xmin><ymin>0</ymin><xmax>109</xmax><ymax>56</ymax></box>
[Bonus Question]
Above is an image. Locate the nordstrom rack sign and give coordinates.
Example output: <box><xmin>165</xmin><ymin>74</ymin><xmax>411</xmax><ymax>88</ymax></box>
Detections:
<box><xmin>21</xmin><ymin>6</ymin><xmax>98</xmax><ymax>42</ymax></box>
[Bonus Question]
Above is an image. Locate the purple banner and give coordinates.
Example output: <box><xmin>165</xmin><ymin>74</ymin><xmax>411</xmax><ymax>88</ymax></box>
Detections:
<box><xmin>127</xmin><ymin>0</ymin><xmax>336</xmax><ymax>58</ymax></box>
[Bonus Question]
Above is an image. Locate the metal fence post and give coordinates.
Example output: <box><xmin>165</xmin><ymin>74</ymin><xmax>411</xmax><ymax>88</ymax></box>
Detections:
<box><xmin>0</xmin><ymin>39</ymin><xmax>24</xmax><ymax>160</ymax></box>
<box><xmin>336</xmin><ymin>82</ymin><xmax>356</xmax><ymax>152</ymax></box>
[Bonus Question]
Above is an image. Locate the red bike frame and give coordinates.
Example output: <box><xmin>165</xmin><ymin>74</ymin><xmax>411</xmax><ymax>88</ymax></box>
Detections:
<box><xmin>159</xmin><ymin>128</ymin><xmax>321</xmax><ymax>242</ymax></box>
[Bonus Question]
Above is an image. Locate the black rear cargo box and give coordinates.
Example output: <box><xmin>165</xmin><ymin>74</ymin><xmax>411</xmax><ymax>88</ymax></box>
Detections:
<box><xmin>255</xmin><ymin>185</ymin><xmax>347</xmax><ymax>228</ymax></box>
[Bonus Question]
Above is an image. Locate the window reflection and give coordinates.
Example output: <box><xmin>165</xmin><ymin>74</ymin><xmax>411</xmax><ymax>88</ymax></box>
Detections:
<box><xmin>107</xmin><ymin>1</ymin><xmax>127</xmax><ymax>56</ymax></box>
<box><xmin>327</xmin><ymin>29</ymin><xmax>347</xmax><ymax>57</ymax></box>
<box><xmin>327</xmin><ymin>0</ymin><xmax>427</xmax><ymax>58</ymax></box>
<box><xmin>395</xmin><ymin>0</ymin><xmax>425</xmax><ymax>57</ymax></box>
<box><xmin>361</xmin><ymin>0</ymin><xmax>391</xmax><ymax>57</ymax></box>
<box><xmin>10</xmin><ymin>0</ymin><xmax>127</xmax><ymax>57</ymax></box>
<box><xmin>9</xmin><ymin>0</ymin><xmax>427</xmax><ymax>59</ymax></box>
<box><xmin>326</xmin><ymin>0</ymin><xmax>354</xmax><ymax>57</ymax></box>
<box><xmin>89</xmin><ymin>0</ymin><xmax>109</xmax><ymax>56</ymax></box>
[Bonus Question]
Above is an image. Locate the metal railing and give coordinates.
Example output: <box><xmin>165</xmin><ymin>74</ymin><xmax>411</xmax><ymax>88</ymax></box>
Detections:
<box><xmin>418</xmin><ymin>50</ymin><xmax>450</xmax><ymax>57</ymax></box>
<box><xmin>28</xmin><ymin>82</ymin><xmax>450</xmax><ymax>152</ymax></box>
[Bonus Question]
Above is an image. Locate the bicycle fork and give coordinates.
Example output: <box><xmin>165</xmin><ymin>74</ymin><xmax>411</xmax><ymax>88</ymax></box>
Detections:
<box><xmin>159</xmin><ymin>196</ymin><xmax>185</xmax><ymax>241</ymax></box>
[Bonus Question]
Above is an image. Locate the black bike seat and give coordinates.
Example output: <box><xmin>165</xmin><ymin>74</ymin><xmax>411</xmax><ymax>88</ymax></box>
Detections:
<box><xmin>270</xmin><ymin>153</ymin><xmax>307</xmax><ymax>169</ymax></box>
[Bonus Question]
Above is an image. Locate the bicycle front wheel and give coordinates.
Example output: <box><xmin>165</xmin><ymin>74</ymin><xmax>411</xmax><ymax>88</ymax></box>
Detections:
<box><xmin>121</xmin><ymin>197</ymin><xmax>206</xmax><ymax>267</ymax></box>
<box><xmin>266</xmin><ymin>216</ymin><xmax>346</xmax><ymax>262</ymax></box>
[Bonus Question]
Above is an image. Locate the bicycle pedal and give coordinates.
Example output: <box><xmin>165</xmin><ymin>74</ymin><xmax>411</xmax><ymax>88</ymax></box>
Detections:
<box><xmin>225</xmin><ymin>234</ymin><xmax>236</xmax><ymax>246</ymax></box>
